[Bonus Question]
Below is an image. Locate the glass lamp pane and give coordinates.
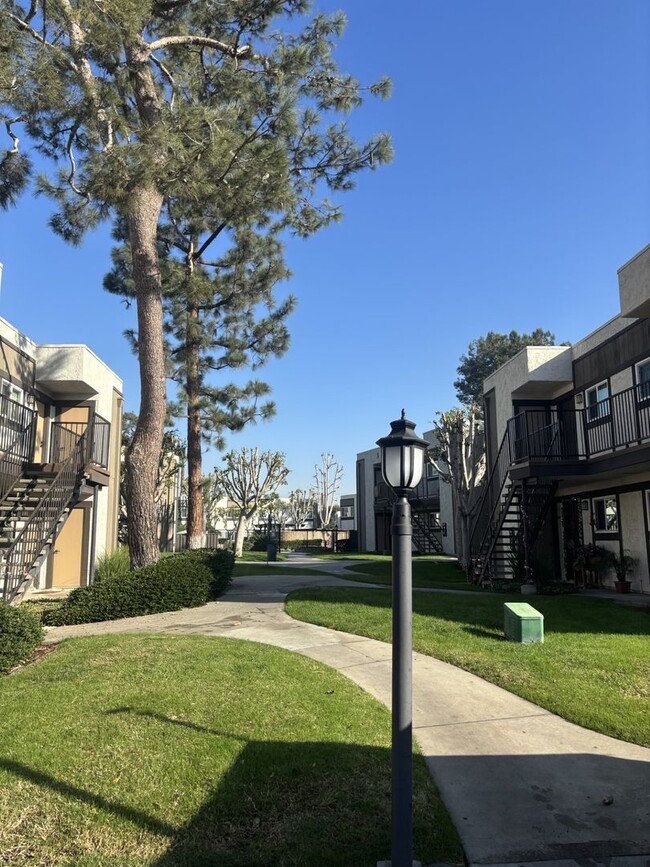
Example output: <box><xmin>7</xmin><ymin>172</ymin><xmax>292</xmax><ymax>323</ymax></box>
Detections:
<box><xmin>383</xmin><ymin>446</ymin><xmax>403</xmax><ymax>488</ymax></box>
<box><xmin>410</xmin><ymin>448</ymin><xmax>424</xmax><ymax>488</ymax></box>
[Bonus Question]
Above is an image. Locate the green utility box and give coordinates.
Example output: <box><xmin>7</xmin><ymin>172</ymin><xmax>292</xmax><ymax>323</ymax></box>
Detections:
<box><xmin>504</xmin><ymin>602</ymin><xmax>544</xmax><ymax>644</ymax></box>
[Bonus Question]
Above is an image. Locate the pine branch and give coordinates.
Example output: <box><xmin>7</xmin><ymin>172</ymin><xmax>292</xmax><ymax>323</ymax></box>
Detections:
<box><xmin>194</xmin><ymin>221</ymin><xmax>228</xmax><ymax>259</ymax></box>
<box><xmin>145</xmin><ymin>35</ymin><xmax>254</xmax><ymax>59</ymax></box>
<box><xmin>4</xmin><ymin>116</ymin><xmax>23</xmax><ymax>153</ymax></box>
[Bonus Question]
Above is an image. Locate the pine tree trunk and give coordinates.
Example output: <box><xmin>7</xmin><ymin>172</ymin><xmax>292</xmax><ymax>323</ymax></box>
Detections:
<box><xmin>234</xmin><ymin>514</ymin><xmax>248</xmax><ymax>558</ymax></box>
<box><xmin>124</xmin><ymin>184</ymin><xmax>166</xmax><ymax>570</ymax></box>
<box><xmin>186</xmin><ymin>312</ymin><xmax>204</xmax><ymax>549</ymax></box>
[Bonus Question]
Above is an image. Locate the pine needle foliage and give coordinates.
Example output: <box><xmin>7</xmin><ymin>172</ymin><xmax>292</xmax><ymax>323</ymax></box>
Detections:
<box><xmin>1</xmin><ymin>0</ymin><xmax>392</xmax><ymax>568</ymax></box>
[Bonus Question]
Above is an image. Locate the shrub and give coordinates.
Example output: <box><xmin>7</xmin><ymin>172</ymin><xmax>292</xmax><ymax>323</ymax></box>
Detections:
<box><xmin>0</xmin><ymin>602</ymin><xmax>43</xmax><ymax>674</ymax></box>
<box><xmin>44</xmin><ymin>549</ymin><xmax>234</xmax><ymax>626</ymax></box>
<box><xmin>94</xmin><ymin>545</ymin><xmax>131</xmax><ymax>584</ymax></box>
<box><xmin>247</xmin><ymin>532</ymin><xmax>271</xmax><ymax>552</ymax></box>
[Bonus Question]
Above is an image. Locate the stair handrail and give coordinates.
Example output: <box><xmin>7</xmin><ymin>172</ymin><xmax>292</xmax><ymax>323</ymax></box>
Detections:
<box><xmin>1</xmin><ymin>429</ymin><xmax>88</xmax><ymax>602</ymax></box>
<box><xmin>468</xmin><ymin>423</ymin><xmax>513</xmax><ymax>561</ymax></box>
<box><xmin>410</xmin><ymin>510</ymin><xmax>443</xmax><ymax>554</ymax></box>
<box><xmin>0</xmin><ymin>405</ymin><xmax>37</xmax><ymax>506</ymax></box>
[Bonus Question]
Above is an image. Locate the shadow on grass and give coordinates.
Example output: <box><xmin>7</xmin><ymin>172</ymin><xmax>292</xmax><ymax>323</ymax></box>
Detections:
<box><xmin>0</xmin><ymin>757</ymin><xmax>176</xmax><ymax>837</ymax></box>
<box><xmin>0</xmin><ymin>709</ymin><xmax>453</xmax><ymax>867</ymax></box>
<box><xmin>287</xmin><ymin>587</ymin><xmax>650</xmax><ymax>636</ymax></box>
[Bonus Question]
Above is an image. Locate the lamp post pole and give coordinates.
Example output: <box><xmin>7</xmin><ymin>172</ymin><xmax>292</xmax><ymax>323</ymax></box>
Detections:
<box><xmin>391</xmin><ymin>493</ymin><xmax>413</xmax><ymax>867</ymax></box>
<box><xmin>377</xmin><ymin>412</ymin><xmax>428</xmax><ymax>867</ymax></box>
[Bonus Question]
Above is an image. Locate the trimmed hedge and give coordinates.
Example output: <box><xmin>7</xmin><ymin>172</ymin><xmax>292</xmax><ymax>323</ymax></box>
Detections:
<box><xmin>0</xmin><ymin>602</ymin><xmax>43</xmax><ymax>675</ymax></box>
<box><xmin>44</xmin><ymin>549</ymin><xmax>234</xmax><ymax>627</ymax></box>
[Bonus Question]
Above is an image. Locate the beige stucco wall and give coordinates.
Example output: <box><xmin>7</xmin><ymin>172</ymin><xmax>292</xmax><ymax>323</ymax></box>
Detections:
<box><xmin>484</xmin><ymin>346</ymin><xmax>573</xmax><ymax>443</ymax></box>
<box><xmin>571</xmin><ymin>315</ymin><xmax>634</xmax><ymax>359</ymax></box>
<box><xmin>618</xmin><ymin>244</ymin><xmax>650</xmax><ymax>319</ymax></box>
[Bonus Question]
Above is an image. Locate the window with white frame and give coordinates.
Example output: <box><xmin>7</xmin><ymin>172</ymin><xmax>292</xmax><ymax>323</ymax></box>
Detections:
<box><xmin>636</xmin><ymin>358</ymin><xmax>650</xmax><ymax>401</ymax></box>
<box><xmin>593</xmin><ymin>496</ymin><xmax>618</xmax><ymax>532</ymax></box>
<box><xmin>0</xmin><ymin>379</ymin><xmax>26</xmax><ymax>423</ymax></box>
<box><xmin>340</xmin><ymin>506</ymin><xmax>353</xmax><ymax>519</ymax></box>
<box><xmin>1</xmin><ymin>379</ymin><xmax>24</xmax><ymax>405</ymax></box>
<box><xmin>586</xmin><ymin>381</ymin><xmax>610</xmax><ymax>421</ymax></box>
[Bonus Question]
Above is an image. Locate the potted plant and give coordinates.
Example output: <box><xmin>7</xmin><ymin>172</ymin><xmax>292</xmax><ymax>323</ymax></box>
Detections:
<box><xmin>609</xmin><ymin>550</ymin><xmax>636</xmax><ymax>593</ymax></box>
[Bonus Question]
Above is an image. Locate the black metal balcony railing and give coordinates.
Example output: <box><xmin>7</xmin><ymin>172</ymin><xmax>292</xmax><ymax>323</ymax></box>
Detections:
<box><xmin>49</xmin><ymin>414</ymin><xmax>111</xmax><ymax>469</ymax></box>
<box><xmin>507</xmin><ymin>382</ymin><xmax>650</xmax><ymax>464</ymax></box>
<box><xmin>0</xmin><ymin>397</ymin><xmax>37</xmax><ymax>503</ymax></box>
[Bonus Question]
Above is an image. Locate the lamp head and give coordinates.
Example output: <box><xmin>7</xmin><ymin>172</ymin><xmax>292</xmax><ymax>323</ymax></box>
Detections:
<box><xmin>376</xmin><ymin>414</ymin><xmax>428</xmax><ymax>496</ymax></box>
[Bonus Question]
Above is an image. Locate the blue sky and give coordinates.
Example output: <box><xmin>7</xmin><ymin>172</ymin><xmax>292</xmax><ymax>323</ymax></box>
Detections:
<box><xmin>1</xmin><ymin>0</ymin><xmax>649</xmax><ymax>495</ymax></box>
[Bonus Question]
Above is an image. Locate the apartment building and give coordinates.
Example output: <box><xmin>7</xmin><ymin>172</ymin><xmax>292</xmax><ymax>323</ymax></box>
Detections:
<box><xmin>356</xmin><ymin>431</ymin><xmax>455</xmax><ymax>556</ymax></box>
<box><xmin>0</xmin><ymin>317</ymin><xmax>122</xmax><ymax>602</ymax></box>
<box><xmin>472</xmin><ymin>245</ymin><xmax>650</xmax><ymax>593</ymax></box>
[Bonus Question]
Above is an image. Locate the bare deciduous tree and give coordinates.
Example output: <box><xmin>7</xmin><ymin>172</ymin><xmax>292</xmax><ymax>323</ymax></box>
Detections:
<box><xmin>430</xmin><ymin>406</ymin><xmax>486</xmax><ymax>572</ymax></box>
<box><xmin>287</xmin><ymin>489</ymin><xmax>314</xmax><ymax>528</ymax></box>
<box><xmin>312</xmin><ymin>453</ymin><xmax>343</xmax><ymax>549</ymax></box>
<box><xmin>212</xmin><ymin>448</ymin><xmax>289</xmax><ymax>557</ymax></box>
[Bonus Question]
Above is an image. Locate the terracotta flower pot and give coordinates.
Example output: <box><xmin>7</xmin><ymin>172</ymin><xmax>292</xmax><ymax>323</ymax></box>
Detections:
<box><xmin>614</xmin><ymin>580</ymin><xmax>631</xmax><ymax>594</ymax></box>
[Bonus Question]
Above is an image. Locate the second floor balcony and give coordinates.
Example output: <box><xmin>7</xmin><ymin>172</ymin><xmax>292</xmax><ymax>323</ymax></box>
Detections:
<box><xmin>506</xmin><ymin>382</ymin><xmax>650</xmax><ymax>477</ymax></box>
<box><xmin>0</xmin><ymin>395</ymin><xmax>111</xmax><ymax>472</ymax></box>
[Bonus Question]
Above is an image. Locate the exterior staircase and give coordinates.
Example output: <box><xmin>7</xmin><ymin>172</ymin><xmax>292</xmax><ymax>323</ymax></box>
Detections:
<box><xmin>411</xmin><ymin>508</ymin><xmax>444</xmax><ymax>554</ymax></box>
<box><xmin>469</xmin><ymin>423</ymin><xmax>557</xmax><ymax>586</ymax></box>
<box><xmin>382</xmin><ymin>484</ymin><xmax>443</xmax><ymax>554</ymax></box>
<box><xmin>0</xmin><ymin>416</ymin><xmax>91</xmax><ymax>604</ymax></box>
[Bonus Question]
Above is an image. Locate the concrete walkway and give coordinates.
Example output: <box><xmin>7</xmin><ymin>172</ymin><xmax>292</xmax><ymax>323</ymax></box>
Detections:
<box><xmin>43</xmin><ymin>561</ymin><xmax>650</xmax><ymax>867</ymax></box>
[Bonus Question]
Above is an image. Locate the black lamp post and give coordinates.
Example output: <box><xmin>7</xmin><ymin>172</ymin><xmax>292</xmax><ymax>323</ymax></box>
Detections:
<box><xmin>376</xmin><ymin>411</ymin><xmax>428</xmax><ymax>867</ymax></box>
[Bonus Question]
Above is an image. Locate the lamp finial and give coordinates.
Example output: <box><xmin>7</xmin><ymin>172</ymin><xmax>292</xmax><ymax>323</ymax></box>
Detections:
<box><xmin>400</xmin><ymin>408</ymin><xmax>405</xmax><ymax>420</ymax></box>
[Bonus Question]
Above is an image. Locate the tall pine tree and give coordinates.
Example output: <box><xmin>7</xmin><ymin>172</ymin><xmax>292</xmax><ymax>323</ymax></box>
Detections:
<box><xmin>0</xmin><ymin>1</ymin><xmax>392</xmax><ymax>567</ymax></box>
<box><xmin>106</xmin><ymin>219</ymin><xmax>295</xmax><ymax>549</ymax></box>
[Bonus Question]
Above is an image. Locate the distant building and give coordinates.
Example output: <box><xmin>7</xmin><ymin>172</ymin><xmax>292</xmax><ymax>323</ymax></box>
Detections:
<box><xmin>338</xmin><ymin>494</ymin><xmax>356</xmax><ymax>531</ymax></box>
<box><xmin>356</xmin><ymin>431</ymin><xmax>455</xmax><ymax>556</ymax></box>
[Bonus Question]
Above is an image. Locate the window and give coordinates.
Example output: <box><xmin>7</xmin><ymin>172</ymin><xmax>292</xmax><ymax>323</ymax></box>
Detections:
<box><xmin>341</xmin><ymin>506</ymin><xmax>353</xmax><ymax>519</ymax></box>
<box><xmin>593</xmin><ymin>496</ymin><xmax>618</xmax><ymax>532</ymax></box>
<box><xmin>0</xmin><ymin>379</ymin><xmax>26</xmax><ymax>423</ymax></box>
<box><xmin>586</xmin><ymin>381</ymin><xmax>610</xmax><ymax>421</ymax></box>
<box><xmin>636</xmin><ymin>358</ymin><xmax>650</xmax><ymax>401</ymax></box>
<box><xmin>1</xmin><ymin>379</ymin><xmax>24</xmax><ymax>404</ymax></box>
<box><xmin>426</xmin><ymin>462</ymin><xmax>438</xmax><ymax>480</ymax></box>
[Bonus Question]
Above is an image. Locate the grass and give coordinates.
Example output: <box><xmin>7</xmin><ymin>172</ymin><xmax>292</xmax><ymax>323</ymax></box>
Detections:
<box><xmin>236</xmin><ymin>550</ymin><xmax>287</xmax><ymax>562</ymax></box>
<box><xmin>0</xmin><ymin>634</ymin><xmax>462</xmax><ymax>867</ymax></box>
<box><xmin>232</xmin><ymin>563</ymin><xmax>339</xmax><ymax>578</ymax></box>
<box><xmin>341</xmin><ymin>556</ymin><xmax>481</xmax><ymax>591</ymax></box>
<box><xmin>286</xmin><ymin>588</ymin><xmax>650</xmax><ymax>747</ymax></box>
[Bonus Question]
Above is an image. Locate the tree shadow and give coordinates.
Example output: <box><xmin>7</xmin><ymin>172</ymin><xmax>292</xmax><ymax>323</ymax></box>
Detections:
<box><xmin>0</xmin><ymin>707</ymin><xmax>451</xmax><ymax>867</ymax></box>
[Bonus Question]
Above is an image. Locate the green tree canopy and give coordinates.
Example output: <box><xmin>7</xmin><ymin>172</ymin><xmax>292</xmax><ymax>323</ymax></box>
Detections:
<box><xmin>1</xmin><ymin>0</ymin><xmax>392</xmax><ymax>568</ymax></box>
<box><xmin>454</xmin><ymin>329</ymin><xmax>558</xmax><ymax>406</ymax></box>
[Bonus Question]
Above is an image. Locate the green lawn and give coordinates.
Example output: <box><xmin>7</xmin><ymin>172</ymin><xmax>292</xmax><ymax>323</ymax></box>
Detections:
<box><xmin>232</xmin><ymin>562</ymin><xmax>339</xmax><ymax>578</ymax></box>
<box><xmin>341</xmin><ymin>556</ymin><xmax>480</xmax><ymax>591</ymax></box>
<box><xmin>236</xmin><ymin>550</ymin><xmax>287</xmax><ymax>561</ymax></box>
<box><xmin>286</xmin><ymin>588</ymin><xmax>650</xmax><ymax>747</ymax></box>
<box><xmin>0</xmin><ymin>635</ymin><xmax>462</xmax><ymax>867</ymax></box>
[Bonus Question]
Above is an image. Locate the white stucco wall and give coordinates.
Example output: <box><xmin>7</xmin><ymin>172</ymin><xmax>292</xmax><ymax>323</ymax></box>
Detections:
<box><xmin>356</xmin><ymin>447</ymin><xmax>380</xmax><ymax>552</ymax></box>
<box><xmin>618</xmin><ymin>491</ymin><xmax>649</xmax><ymax>594</ymax></box>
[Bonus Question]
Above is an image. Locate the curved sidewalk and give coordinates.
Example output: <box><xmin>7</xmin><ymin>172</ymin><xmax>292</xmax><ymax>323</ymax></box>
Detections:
<box><xmin>44</xmin><ymin>568</ymin><xmax>650</xmax><ymax>867</ymax></box>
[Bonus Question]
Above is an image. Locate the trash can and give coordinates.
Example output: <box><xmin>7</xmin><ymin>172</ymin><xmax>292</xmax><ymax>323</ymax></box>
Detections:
<box><xmin>266</xmin><ymin>542</ymin><xmax>277</xmax><ymax>562</ymax></box>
